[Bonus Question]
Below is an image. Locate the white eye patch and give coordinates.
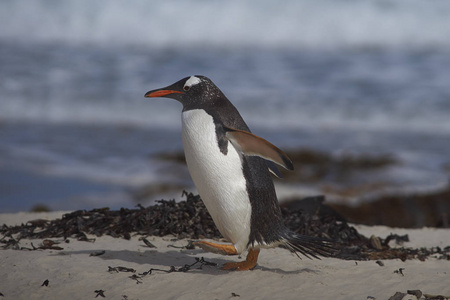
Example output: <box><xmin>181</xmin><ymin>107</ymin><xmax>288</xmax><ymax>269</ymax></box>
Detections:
<box><xmin>183</xmin><ymin>76</ymin><xmax>201</xmax><ymax>90</ymax></box>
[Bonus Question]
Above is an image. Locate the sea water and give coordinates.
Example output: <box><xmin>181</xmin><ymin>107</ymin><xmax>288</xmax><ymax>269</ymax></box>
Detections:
<box><xmin>1</xmin><ymin>0</ymin><xmax>450</xmax><ymax>212</ymax></box>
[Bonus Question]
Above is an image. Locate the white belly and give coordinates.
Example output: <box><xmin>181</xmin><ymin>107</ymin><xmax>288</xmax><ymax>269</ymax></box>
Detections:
<box><xmin>181</xmin><ymin>109</ymin><xmax>251</xmax><ymax>253</ymax></box>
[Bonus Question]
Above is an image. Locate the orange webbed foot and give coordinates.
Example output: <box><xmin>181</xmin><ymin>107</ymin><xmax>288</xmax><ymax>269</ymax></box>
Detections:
<box><xmin>222</xmin><ymin>248</ymin><xmax>260</xmax><ymax>271</ymax></box>
<box><xmin>193</xmin><ymin>241</ymin><xmax>238</xmax><ymax>255</ymax></box>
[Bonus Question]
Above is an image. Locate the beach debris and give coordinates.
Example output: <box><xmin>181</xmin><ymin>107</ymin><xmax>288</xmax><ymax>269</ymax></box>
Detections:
<box><xmin>394</xmin><ymin>268</ymin><xmax>405</xmax><ymax>276</ymax></box>
<box><xmin>185</xmin><ymin>240</ymin><xmax>196</xmax><ymax>250</ymax></box>
<box><xmin>167</xmin><ymin>243</ymin><xmax>186</xmax><ymax>249</ymax></box>
<box><xmin>388</xmin><ymin>290</ymin><xmax>449</xmax><ymax>300</ymax></box>
<box><xmin>437</xmin><ymin>246</ymin><xmax>450</xmax><ymax>260</ymax></box>
<box><xmin>128</xmin><ymin>274</ymin><xmax>142</xmax><ymax>284</ymax></box>
<box><xmin>139</xmin><ymin>257</ymin><xmax>217</xmax><ymax>276</ymax></box>
<box><xmin>231</xmin><ymin>292</ymin><xmax>240</xmax><ymax>297</ymax></box>
<box><xmin>90</xmin><ymin>250</ymin><xmax>106</xmax><ymax>257</ymax></box>
<box><xmin>384</xmin><ymin>233</ymin><xmax>409</xmax><ymax>246</ymax></box>
<box><xmin>42</xmin><ymin>239</ymin><xmax>63</xmax><ymax>249</ymax></box>
<box><xmin>139</xmin><ymin>237</ymin><xmax>156</xmax><ymax>248</ymax></box>
<box><xmin>0</xmin><ymin>237</ymin><xmax>20</xmax><ymax>250</ymax></box>
<box><xmin>1</xmin><ymin>192</ymin><xmax>449</xmax><ymax>261</ymax></box>
<box><xmin>94</xmin><ymin>290</ymin><xmax>105</xmax><ymax>298</ymax></box>
<box><xmin>29</xmin><ymin>240</ymin><xmax>64</xmax><ymax>251</ymax></box>
<box><xmin>41</xmin><ymin>279</ymin><xmax>49</xmax><ymax>287</ymax></box>
<box><xmin>76</xmin><ymin>232</ymin><xmax>95</xmax><ymax>242</ymax></box>
<box><xmin>375</xmin><ymin>260</ymin><xmax>384</xmax><ymax>266</ymax></box>
<box><xmin>108</xmin><ymin>266</ymin><xmax>136</xmax><ymax>273</ymax></box>
<box><xmin>388</xmin><ymin>292</ymin><xmax>408</xmax><ymax>300</ymax></box>
<box><xmin>108</xmin><ymin>266</ymin><xmax>118</xmax><ymax>273</ymax></box>
<box><xmin>407</xmin><ymin>290</ymin><xmax>422</xmax><ymax>299</ymax></box>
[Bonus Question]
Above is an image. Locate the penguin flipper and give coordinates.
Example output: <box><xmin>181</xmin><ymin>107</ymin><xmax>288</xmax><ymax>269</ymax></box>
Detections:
<box><xmin>266</xmin><ymin>161</ymin><xmax>283</xmax><ymax>178</ymax></box>
<box><xmin>225</xmin><ymin>127</ymin><xmax>294</xmax><ymax>171</ymax></box>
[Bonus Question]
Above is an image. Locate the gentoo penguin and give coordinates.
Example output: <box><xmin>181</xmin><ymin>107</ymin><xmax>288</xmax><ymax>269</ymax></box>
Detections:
<box><xmin>145</xmin><ymin>75</ymin><xmax>334</xmax><ymax>271</ymax></box>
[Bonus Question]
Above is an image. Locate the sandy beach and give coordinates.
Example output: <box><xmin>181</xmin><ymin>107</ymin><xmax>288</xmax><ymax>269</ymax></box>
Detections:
<box><xmin>1</xmin><ymin>211</ymin><xmax>449</xmax><ymax>300</ymax></box>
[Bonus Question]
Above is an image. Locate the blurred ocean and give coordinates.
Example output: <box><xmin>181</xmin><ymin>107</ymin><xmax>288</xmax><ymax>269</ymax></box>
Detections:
<box><xmin>1</xmin><ymin>0</ymin><xmax>450</xmax><ymax>212</ymax></box>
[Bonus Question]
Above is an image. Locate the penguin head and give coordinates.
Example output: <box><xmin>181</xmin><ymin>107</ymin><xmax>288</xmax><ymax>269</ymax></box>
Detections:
<box><xmin>145</xmin><ymin>75</ymin><xmax>226</xmax><ymax>110</ymax></box>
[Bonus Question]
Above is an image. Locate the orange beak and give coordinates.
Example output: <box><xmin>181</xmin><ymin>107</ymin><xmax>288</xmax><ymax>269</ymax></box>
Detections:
<box><xmin>144</xmin><ymin>90</ymin><xmax>183</xmax><ymax>98</ymax></box>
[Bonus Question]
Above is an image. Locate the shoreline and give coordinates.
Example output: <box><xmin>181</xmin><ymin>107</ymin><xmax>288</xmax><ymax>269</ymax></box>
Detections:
<box><xmin>1</xmin><ymin>205</ymin><xmax>450</xmax><ymax>299</ymax></box>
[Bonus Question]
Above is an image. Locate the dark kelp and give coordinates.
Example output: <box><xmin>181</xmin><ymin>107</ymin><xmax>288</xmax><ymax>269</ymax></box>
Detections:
<box><xmin>1</xmin><ymin>192</ymin><xmax>449</xmax><ymax>261</ymax></box>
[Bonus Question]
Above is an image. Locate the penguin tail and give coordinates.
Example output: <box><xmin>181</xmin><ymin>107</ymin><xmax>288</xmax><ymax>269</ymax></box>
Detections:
<box><xmin>280</xmin><ymin>231</ymin><xmax>338</xmax><ymax>259</ymax></box>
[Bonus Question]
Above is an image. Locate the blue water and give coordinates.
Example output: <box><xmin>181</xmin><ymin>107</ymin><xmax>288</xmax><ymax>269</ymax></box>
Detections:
<box><xmin>1</xmin><ymin>0</ymin><xmax>450</xmax><ymax>212</ymax></box>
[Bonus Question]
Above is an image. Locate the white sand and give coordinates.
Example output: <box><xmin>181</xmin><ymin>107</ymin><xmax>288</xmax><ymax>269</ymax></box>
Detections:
<box><xmin>1</xmin><ymin>212</ymin><xmax>449</xmax><ymax>300</ymax></box>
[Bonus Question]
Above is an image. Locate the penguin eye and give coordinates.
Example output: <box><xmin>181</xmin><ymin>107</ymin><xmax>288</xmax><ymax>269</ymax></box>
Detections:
<box><xmin>183</xmin><ymin>85</ymin><xmax>190</xmax><ymax>91</ymax></box>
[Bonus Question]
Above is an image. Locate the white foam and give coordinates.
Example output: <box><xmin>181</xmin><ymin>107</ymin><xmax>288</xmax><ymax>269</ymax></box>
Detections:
<box><xmin>1</xmin><ymin>0</ymin><xmax>450</xmax><ymax>49</ymax></box>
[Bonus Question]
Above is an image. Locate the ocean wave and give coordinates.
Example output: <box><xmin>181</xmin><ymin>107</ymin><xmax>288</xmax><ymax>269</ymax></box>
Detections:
<box><xmin>1</xmin><ymin>0</ymin><xmax>450</xmax><ymax>50</ymax></box>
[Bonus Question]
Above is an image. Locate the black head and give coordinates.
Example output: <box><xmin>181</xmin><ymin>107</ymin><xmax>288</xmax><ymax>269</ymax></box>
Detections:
<box><xmin>144</xmin><ymin>75</ymin><xmax>227</xmax><ymax>111</ymax></box>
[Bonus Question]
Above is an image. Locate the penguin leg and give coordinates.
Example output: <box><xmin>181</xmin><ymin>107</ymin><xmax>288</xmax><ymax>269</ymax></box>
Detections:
<box><xmin>222</xmin><ymin>248</ymin><xmax>260</xmax><ymax>271</ymax></box>
<box><xmin>193</xmin><ymin>241</ymin><xmax>238</xmax><ymax>255</ymax></box>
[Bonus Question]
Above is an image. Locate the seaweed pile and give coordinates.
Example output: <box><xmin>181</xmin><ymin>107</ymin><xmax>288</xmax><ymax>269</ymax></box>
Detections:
<box><xmin>1</xmin><ymin>192</ymin><xmax>449</xmax><ymax>261</ymax></box>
